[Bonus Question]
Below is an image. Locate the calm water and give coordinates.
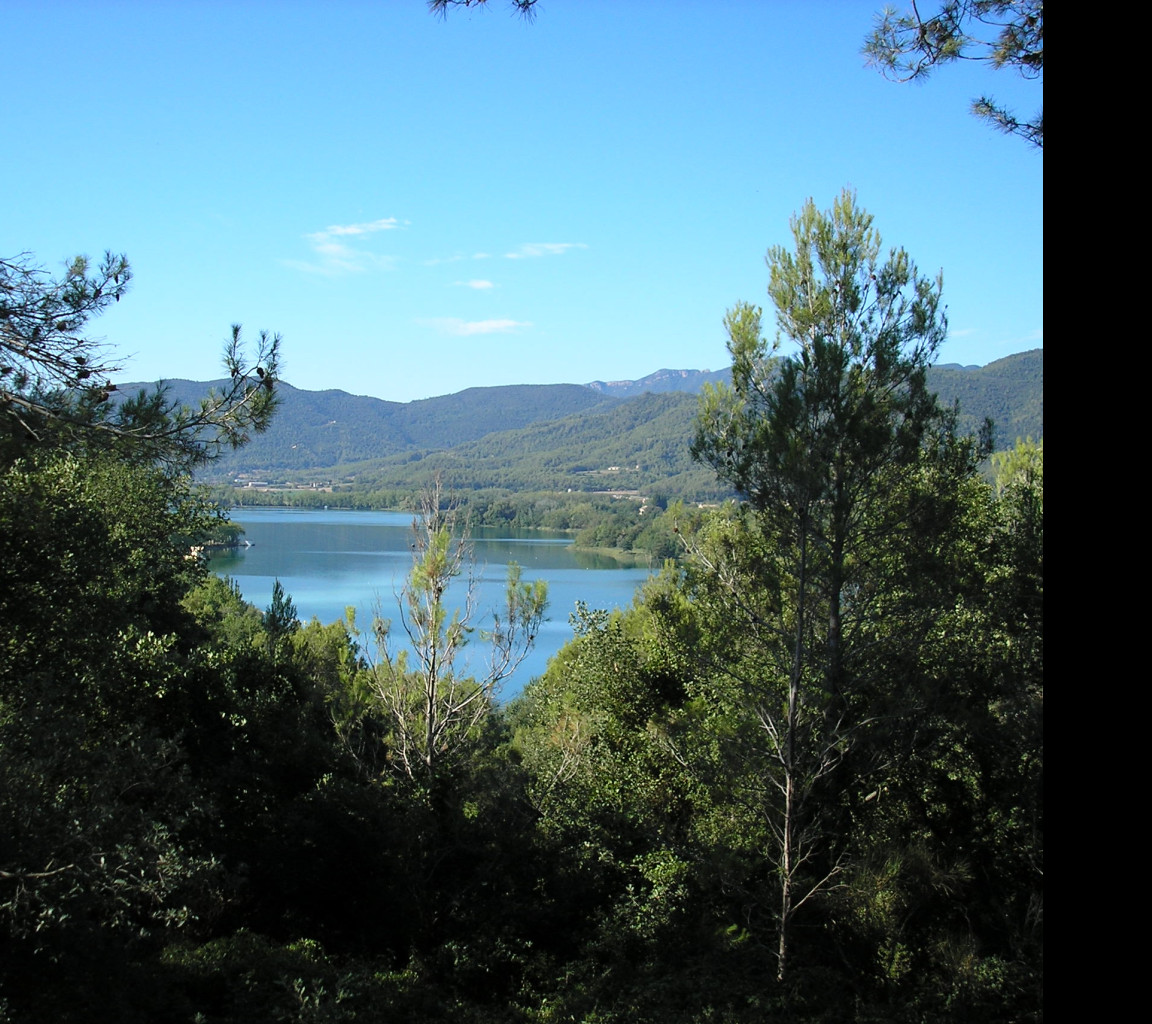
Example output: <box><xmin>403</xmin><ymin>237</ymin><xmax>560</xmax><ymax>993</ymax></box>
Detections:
<box><xmin>210</xmin><ymin>508</ymin><xmax>656</xmax><ymax>696</ymax></box>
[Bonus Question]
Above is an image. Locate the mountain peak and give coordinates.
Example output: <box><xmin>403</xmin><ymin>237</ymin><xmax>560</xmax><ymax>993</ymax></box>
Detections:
<box><xmin>586</xmin><ymin>368</ymin><xmax>729</xmax><ymax>398</ymax></box>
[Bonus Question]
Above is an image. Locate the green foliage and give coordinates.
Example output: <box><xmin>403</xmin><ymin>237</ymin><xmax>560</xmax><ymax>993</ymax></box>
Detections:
<box><xmin>0</xmin><ymin>451</ymin><xmax>352</xmax><ymax>1020</ymax></box>
<box><xmin>572</xmin><ymin>500</ymin><xmax>687</xmax><ymax>561</ymax></box>
<box><xmin>264</xmin><ymin>578</ymin><xmax>301</xmax><ymax>659</ymax></box>
<box><xmin>694</xmin><ymin>190</ymin><xmax>949</xmax><ymax>528</ymax></box>
<box><xmin>507</xmin><ymin>449</ymin><xmax>1041</xmax><ymax>1019</ymax></box>
<box><xmin>688</xmin><ymin>190</ymin><xmax>995</xmax><ymax>990</ymax></box>
<box><xmin>832</xmin><ymin>442</ymin><xmax>1043</xmax><ymax>1019</ymax></box>
<box><xmin>0</xmin><ymin>452</ymin><xmax>214</xmax><ymax>683</ymax></box>
<box><xmin>0</xmin><ymin>454</ymin><xmax>224</xmax><ymax>1012</ymax></box>
<box><xmin>508</xmin><ymin>598</ymin><xmax>731</xmax><ymax>1020</ymax></box>
<box><xmin>182</xmin><ymin>573</ymin><xmax>266</xmax><ymax>651</ymax></box>
<box><xmin>202</xmin><ymin>517</ymin><xmax>246</xmax><ymax>547</ymax></box>
<box><xmin>160</xmin><ymin>931</ymin><xmax>427</xmax><ymax>1023</ymax></box>
<box><xmin>992</xmin><ymin>435</ymin><xmax>1043</xmax><ymax>496</ymax></box>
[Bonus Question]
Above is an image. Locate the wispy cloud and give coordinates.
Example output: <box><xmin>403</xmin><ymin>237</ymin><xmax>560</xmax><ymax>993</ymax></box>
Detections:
<box><xmin>418</xmin><ymin>318</ymin><xmax>532</xmax><ymax>336</ymax></box>
<box><xmin>286</xmin><ymin>217</ymin><xmax>406</xmax><ymax>275</ymax></box>
<box><xmin>425</xmin><ymin>251</ymin><xmax>494</xmax><ymax>266</ymax></box>
<box><xmin>455</xmin><ymin>279</ymin><xmax>495</xmax><ymax>290</ymax></box>
<box><xmin>504</xmin><ymin>242</ymin><xmax>588</xmax><ymax>259</ymax></box>
<box><xmin>322</xmin><ymin>217</ymin><xmax>403</xmax><ymax>237</ymax></box>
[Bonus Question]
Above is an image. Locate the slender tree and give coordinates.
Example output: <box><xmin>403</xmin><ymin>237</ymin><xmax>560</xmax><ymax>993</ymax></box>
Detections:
<box><xmin>370</xmin><ymin>483</ymin><xmax>547</xmax><ymax>787</ymax></box>
<box><xmin>691</xmin><ymin>189</ymin><xmax>967</xmax><ymax>983</ymax></box>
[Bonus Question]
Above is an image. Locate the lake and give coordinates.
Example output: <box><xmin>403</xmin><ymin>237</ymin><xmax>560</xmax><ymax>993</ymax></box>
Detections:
<box><xmin>210</xmin><ymin>508</ymin><xmax>657</xmax><ymax>696</ymax></box>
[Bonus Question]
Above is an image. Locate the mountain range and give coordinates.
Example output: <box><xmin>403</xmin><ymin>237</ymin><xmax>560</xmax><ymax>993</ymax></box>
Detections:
<box><xmin>123</xmin><ymin>349</ymin><xmax>1042</xmax><ymax>497</ymax></box>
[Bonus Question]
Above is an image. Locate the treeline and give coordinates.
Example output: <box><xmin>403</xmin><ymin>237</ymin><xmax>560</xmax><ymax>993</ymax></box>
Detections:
<box><xmin>218</xmin><ymin>484</ymin><xmax>699</xmax><ymax>561</ymax></box>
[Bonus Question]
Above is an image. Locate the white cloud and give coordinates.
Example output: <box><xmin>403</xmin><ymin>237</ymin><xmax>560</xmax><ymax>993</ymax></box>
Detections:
<box><xmin>456</xmin><ymin>279</ymin><xmax>495</xmax><ymax>290</ymax></box>
<box><xmin>504</xmin><ymin>242</ymin><xmax>588</xmax><ymax>259</ymax></box>
<box><xmin>286</xmin><ymin>217</ymin><xmax>406</xmax><ymax>274</ymax></box>
<box><xmin>418</xmin><ymin>317</ymin><xmax>532</xmax><ymax>336</ymax></box>
<box><xmin>321</xmin><ymin>217</ymin><xmax>402</xmax><ymax>237</ymax></box>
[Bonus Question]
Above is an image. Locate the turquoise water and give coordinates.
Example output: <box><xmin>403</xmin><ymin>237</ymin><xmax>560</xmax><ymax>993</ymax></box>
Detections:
<box><xmin>210</xmin><ymin>508</ymin><xmax>656</xmax><ymax>696</ymax></box>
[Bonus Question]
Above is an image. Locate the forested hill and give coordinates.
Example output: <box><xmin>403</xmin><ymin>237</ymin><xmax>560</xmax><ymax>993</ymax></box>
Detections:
<box><xmin>930</xmin><ymin>349</ymin><xmax>1043</xmax><ymax>446</ymax></box>
<box><xmin>332</xmin><ymin>391</ymin><xmax>723</xmax><ymax>501</ymax></box>
<box><xmin>119</xmin><ymin>379</ymin><xmax>621</xmax><ymax>479</ymax></box>
<box><xmin>122</xmin><ymin>348</ymin><xmax>1041</xmax><ymax>486</ymax></box>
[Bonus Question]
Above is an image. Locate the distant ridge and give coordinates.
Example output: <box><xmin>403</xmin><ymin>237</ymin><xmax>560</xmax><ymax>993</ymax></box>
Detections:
<box><xmin>586</xmin><ymin>368</ymin><xmax>729</xmax><ymax>398</ymax></box>
<box><xmin>928</xmin><ymin>349</ymin><xmax>1043</xmax><ymax>447</ymax></box>
<box><xmin>585</xmin><ymin>350</ymin><xmax>1041</xmax><ymax>447</ymax></box>
<box><xmin>117</xmin><ymin>349</ymin><xmax>1040</xmax><ymax>486</ymax></box>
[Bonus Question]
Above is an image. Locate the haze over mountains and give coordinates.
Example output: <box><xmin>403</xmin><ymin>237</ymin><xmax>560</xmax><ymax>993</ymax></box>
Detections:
<box><xmin>125</xmin><ymin>349</ymin><xmax>1042</xmax><ymax>496</ymax></box>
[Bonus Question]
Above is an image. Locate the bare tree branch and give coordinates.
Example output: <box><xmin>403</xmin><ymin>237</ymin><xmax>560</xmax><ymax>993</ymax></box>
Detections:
<box><xmin>863</xmin><ymin>1</ymin><xmax>1043</xmax><ymax>148</ymax></box>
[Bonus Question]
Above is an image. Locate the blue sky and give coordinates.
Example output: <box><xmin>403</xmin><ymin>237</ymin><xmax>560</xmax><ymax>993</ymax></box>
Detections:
<box><xmin>3</xmin><ymin>1</ymin><xmax>1042</xmax><ymax>403</ymax></box>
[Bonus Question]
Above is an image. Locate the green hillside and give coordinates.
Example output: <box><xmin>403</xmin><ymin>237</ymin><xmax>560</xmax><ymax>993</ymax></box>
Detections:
<box><xmin>128</xmin><ymin>349</ymin><xmax>1041</xmax><ymax>498</ymax></box>
<box><xmin>929</xmin><ymin>348</ymin><xmax>1043</xmax><ymax>445</ymax></box>
<box><xmin>115</xmin><ymin>379</ymin><xmax>620</xmax><ymax>479</ymax></box>
<box><xmin>343</xmin><ymin>391</ymin><xmax>721</xmax><ymax>499</ymax></box>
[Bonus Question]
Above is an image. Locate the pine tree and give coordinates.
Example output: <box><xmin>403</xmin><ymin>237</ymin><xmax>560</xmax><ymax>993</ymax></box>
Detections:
<box><xmin>691</xmin><ymin>189</ymin><xmax>971</xmax><ymax>983</ymax></box>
